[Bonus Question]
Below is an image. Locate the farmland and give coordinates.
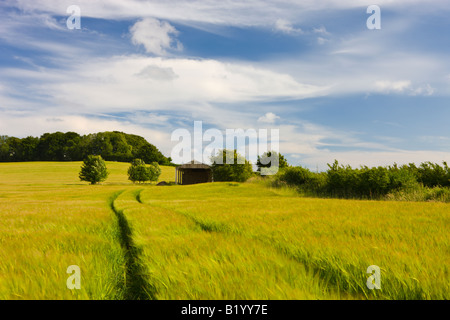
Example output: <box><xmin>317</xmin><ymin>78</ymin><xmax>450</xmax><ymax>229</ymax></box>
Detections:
<box><xmin>0</xmin><ymin>162</ymin><xmax>448</xmax><ymax>299</ymax></box>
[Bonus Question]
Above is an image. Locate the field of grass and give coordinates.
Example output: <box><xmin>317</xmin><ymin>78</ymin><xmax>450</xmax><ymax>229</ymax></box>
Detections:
<box><xmin>0</xmin><ymin>161</ymin><xmax>174</xmax><ymax>299</ymax></box>
<box><xmin>0</xmin><ymin>162</ymin><xmax>448</xmax><ymax>299</ymax></box>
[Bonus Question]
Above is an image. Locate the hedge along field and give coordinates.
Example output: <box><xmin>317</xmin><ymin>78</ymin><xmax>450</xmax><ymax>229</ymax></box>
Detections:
<box><xmin>0</xmin><ymin>161</ymin><xmax>175</xmax><ymax>299</ymax></box>
<box><xmin>137</xmin><ymin>182</ymin><xmax>449</xmax><ymax>300</ymax></box>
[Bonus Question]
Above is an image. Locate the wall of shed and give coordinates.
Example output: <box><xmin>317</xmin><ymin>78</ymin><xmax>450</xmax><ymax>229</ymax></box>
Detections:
<box><xmin>177</xmin><ymin>168</ymin><xmax>212</xmax><ymax>185</ymax></box>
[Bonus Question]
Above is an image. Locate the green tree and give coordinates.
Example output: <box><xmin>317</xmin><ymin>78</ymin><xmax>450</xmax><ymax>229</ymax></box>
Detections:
<box><xmin>20</xmin><ymin>136</ymin><xmax>39</xmax><ymax>161</ymax></box>
<box><xmin>128</xmin><ymin>159</ymin><xmax>162</xmax><ymax>183</ymax></box>
<box><xmin>277</xmin><ymin>166</ymin><xmax>313</xmax><ymax>186</ymax></box>
<box><xmin>0</xmin><ymin>136</ymin><xmax>9</xmax><ymax>161</ymax></box>
<box><xmin>37</xmin><ymin>132</ymin><xmax>66</xmax><ymax>161</ymax></box>
<box><xmin>63</xmin><ymin>132</ymin><xmax>82</xmax><ymax>161</ymax></box>
<box><xmin>79</xmin><ymin>155</ymin><xmax>109</xmax><ymax>185</ymax></box>
<box><xmin>128</xmin><ymin>158</ymin><xmax>150</xmax><ymax>183</ymax></box>
<box><xmin>256</xmin><ymin>151</ymin><xmax>289</xmax><ymax>175</ymax></box>
<box><xmin>210</xmin><ymin>149</ymin><xmax>253</xmax><ymax>182</ymax></box>
<box><xmin>5</xmin><ymin>137</ymin><xmax>23</xmax><ymax>161</ymax></box>
<box><xmin>147</xmin><ymin>161</ymin><xmax>162</xmax><ymax>182</ymax></box>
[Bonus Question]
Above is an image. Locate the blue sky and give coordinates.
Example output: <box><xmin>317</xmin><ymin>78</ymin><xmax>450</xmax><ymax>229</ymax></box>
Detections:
<box><xmin>1</xmin><ymin>0</ymin><xmax>449</xmax><ymax>170</ymax></box>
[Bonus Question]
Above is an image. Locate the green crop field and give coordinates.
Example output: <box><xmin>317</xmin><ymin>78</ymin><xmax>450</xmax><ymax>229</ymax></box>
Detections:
<box><xmin>0</xmin><ymin>162</ymin><xmax>448</xmax><ymax>300</ymax></box>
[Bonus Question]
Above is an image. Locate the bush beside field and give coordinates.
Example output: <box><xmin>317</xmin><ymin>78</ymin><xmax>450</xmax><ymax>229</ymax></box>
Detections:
<box><xmin>272</xmin><ymin>160</ymin><xmax>450</xmax><ymax>202</ymax></box>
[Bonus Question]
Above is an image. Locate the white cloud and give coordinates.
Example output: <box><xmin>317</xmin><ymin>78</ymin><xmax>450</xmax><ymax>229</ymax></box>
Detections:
<box><xmin>317</xmin><ymin>37</ymin><xmax>328</xmax><ymax>45</ymax></box>
<box><xmin>257</xmin><ymin>112</ymin><xmax>280</xmax><ymax>123</ymax></box>
<box><xmin>274</xmin><ymin>19</ymin><xmax>303</xmax><ymax>35</ymax></box>
<box><xmin>267</xmin><ymin>36</ymin><xmax>449</xmax><ymax>97</ymax></box>
<box><xmin>374</xmin><ymin>81</ymin><xmax>436</xmax><ymax>96</ymax></box>
<box><xmin>375</xmin><ymin>80</ymin><xmax>412</xmax><ymax>93</ymax></box>
<box><xmin>271</xmin><ymin>122</ymin><xmax>450</xmax><ymax>170</ymax></box>
<box><xmin>411</xmin><ymin>84</ymin><xmax>435</xmax><ymax>96</ymax></box>
<box><xmin>130</xmin><ymin>18</ymin><xmax>182</xmax><ymax>56</ymax></box>
<box><xmin>297</xmin><ymin>149</ymin><xmax>450</xmax><ymax>172</ymax></box>
<box><xmin>313</xmin><ymin>26</ymin><xmax>329</xmax><ymax>35</ymax></box>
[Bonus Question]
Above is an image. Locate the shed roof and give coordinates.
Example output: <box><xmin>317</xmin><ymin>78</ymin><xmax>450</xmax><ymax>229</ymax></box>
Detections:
<box><xmin>177</xmin><ymin>160</ymin><xmax>211</xmax><ymax>170</ymax></box>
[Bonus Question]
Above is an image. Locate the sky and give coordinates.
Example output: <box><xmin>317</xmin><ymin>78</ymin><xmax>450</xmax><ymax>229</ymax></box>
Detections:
<box><xmin>0</xmin><ymin>0</ymin><xmax>449</xmax><ymax>170</ymax></box>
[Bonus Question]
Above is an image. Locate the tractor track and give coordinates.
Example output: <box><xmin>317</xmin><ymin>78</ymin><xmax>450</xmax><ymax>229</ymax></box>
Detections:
<box><xmin>109</xmin><ymin>190</ymin><xmax>157</xmax><ymax>300</ymax></box>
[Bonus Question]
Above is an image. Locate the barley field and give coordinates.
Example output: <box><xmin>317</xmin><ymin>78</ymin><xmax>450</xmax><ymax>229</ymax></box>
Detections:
<box><xmin>0</xmin><ymin>162</ymin><xmax>448</xmax><ymax>299</ymax></box>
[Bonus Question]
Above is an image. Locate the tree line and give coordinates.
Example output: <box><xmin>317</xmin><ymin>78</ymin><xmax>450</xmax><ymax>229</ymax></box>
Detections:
<box><xmin>0</xmin><ymin>131</ymin><xmax>172</xmax><ymax>165</ymax></box>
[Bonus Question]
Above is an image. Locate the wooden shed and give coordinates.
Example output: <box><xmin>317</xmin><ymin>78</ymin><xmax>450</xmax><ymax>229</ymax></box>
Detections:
<box><xmin>175</xmin><ymin>160</ymin><xmax>213</xmax><ymax>185</ymax></box>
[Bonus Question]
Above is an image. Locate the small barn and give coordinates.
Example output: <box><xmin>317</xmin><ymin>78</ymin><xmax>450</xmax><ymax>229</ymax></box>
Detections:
<box><xmin>175</xmin><ymin>160</ymin><xmax>213</xmax><ymax>185</ymax></box>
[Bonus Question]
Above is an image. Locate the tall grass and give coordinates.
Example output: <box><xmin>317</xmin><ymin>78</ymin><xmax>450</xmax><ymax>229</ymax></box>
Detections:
<box><xmin>112</xmin><ymin>188</ymin><xmax>342</xmax><ymax>299</ymax></box>
<box><xmin>138</xmin><ymin>182</ymin><xmax>449</xmax><ymax>300</ymax></box>
<box><xmin>1</xmin><ymin>162</ymin><xmax>448</xmax><ymax>300</ymax></box>
<box><xmin>0</xmin><ymin>161</ymin><xmax>174</xmax><ymax>299</ymax></box>
<box><xmin>386</xmin><ymin>185</ymin><xmax>450</xmax><ymax>203</ymax></box>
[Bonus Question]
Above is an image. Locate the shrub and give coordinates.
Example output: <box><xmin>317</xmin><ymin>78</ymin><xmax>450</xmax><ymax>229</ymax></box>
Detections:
<box><xmin>358</xmin><ymin>166</ymin><xmax>390</xmax><ymax>198</ymax></box>
<box><xmin>256</xmin><ymin>151</ymin><xmax>289</xmax><ymax>175</ymax></box>
<box><xmin>79</xmin><ymin>155</ymin><xmax>108</xmax><ymax>185</ymax></box>
<box><xmin>326</xmin><ymin>160</ymin><xmax>361</xmax><ymax>198</ymax></box>
<box><xmin>211</xmin><ymin>149</ymin><xmax>253</xmax><ymax>182</ymax></box>
<box><xmin>275</xmin><ymin>166</ymin><xmax>327</xmax><ymax>196</ymax></box>
<box><xmin>128</xmin><ymin>159</ymin><xmax>149</xmax><ymax>183</ymax></box>
<box><xmin>416</xmin><ymin>161</ymin><xmax>450</xmax><ymax>187</ymax></box>
<box><xmin>128</xmin><ymin>159</ymin><xmax>162</xmax><ymax>183</ymax></box>
<box><xmin>277</xmin><ymin>166</ymin><xmax>313</xmax><ymax>186</ymax></box>
<box><xmin>147</xmin><ymin>162</ymin><xmax>162</xmax><ymax>182</ymax></box>
<box><xmin>387</xmin><ymin>164</ymin><xmax>419</xmax><ymax>191</ymax></box>
<box><xmin>271</xmin><ymin>159</ymin><xmax>450</xmax><ymax>203</ymax></box>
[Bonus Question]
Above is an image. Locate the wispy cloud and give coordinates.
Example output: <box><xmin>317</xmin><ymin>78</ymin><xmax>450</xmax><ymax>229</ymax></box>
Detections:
<box><xmin>313</xmin><ymin>25</ymin><xmax>330</xmax><ymax>35</ymax></box>
<box><xmin>0</xmin><ymin>56</ymin><xmax>327</xmax><ymax>113</ymax></box>
<box><xmin>274</xmin><ymin>19</ymin><xmax>303</xmax><ymax>35</ymax></box>
<box><xmin>7</xmin><ymin>0</ymin><xmax>450</xmax><ymax>26</ymax></box>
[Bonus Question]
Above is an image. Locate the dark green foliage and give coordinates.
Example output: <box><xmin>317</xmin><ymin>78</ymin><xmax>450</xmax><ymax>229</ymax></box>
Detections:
<box><xmin>256</xmin><ymin>151</ymin><xmax>289</xmax><ymax>174</ymax></box>
<box><xmin>211</xmin><ymin>149</ymin><xmax>253</xmax><ymax>182</ymax></box>
<box><xmin>0</xmin><ymin>131</ymin><xmax>170</xmax><ymax>164</ymax></box>
<box><xmin>79</xmin><ymin>155</ymin><xmax>109</xmax><ymax>185</ymax></box>
<box><xmin>416</xmin><ymin>161</ymin><xmax>450</xmax><ymax>187</ymax></box>
<box><xmin>127</xmin><ymin>159</ymin><xmax>162</xmax><ymax>184</ymax></box>
<box><xmin>326</xmin><ymin>160</ymin><xmax>428</xmax><ymax>198</ymax></box>
<box><xmin>147</xmin><ymin>162</ymin><xmax>162</xmax><ymax>182</ymax></box>
<box><xmin>277</xmin><ymin>166</ymin><xmax>327</xmax><ymax>195</ymax></box>
<box><xmin>277</xmin><ymin>166</ymin><xmax>313</xmax><ymax>186</ymax></box>
<box><xmin>275</xmin><ymin>159</ymin><xmax>449</xmax><ymax>200</ymax></box>
<box><xmin>386</xmin><ymin>163</ymin><xmax>419</xmax><ymax>191</ymax></box>
<box><xmin>127</xmin><ymin>159</ymin><xmax>161</xmax><ymax>183</ymax></box>
<box><xmin>0</xmin><ymin>135</ymin><xmax>39</xmax><ymax>161</ymax></box>
<box><xmin>128</xmin><ymin>159</ymin><xmax>149</xmax><ymax>183</ymax></box>
<box><xmin>37</xmin><ymin>132</ymin><xmax>82</xmax><ymax>161</ymax></box>
<box><xmin>88</xmin><ymin>132</ymin><xmax>132</xmax><ymax>162</ymax></box>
